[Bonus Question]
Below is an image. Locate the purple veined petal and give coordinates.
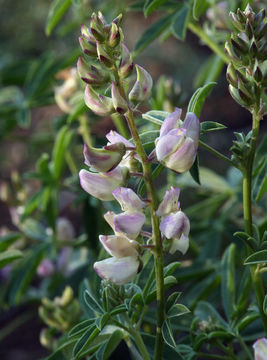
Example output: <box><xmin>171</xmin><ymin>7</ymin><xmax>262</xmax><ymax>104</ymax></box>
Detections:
<box><xmin>165</xmin><ymin>138</ymin><xmax>196</xmax><ymax>173</ymax></box>
<box><xmin>253</xmin><ymin>338</ymin><xmax>267</xmax><ymax>360</ymax></box>
<box><xmin>112</xmin><ymin>187</ymin><xmax>146</xmax><ymax>211</ymax></box>
<box><xmin>79</xmin><ymin>167</ymin><xmax>128</xmax><ymax>201</ymax></box>
<box><xmin>156</xmin><ymin>186</ymin><xmax>180</xmax><ymax>216</ymax></box>
<box><xmin>160</xmin><ymin>211</ymin><xmax>186</xmax><ymax>239</ymax></box>
<box><xmin>159</xmin><ymin>108</ymin><xmax>182</xmax><ymax>137</ymax></box>
<box><xmin>113</xmin><ymin>212</ymin><xmax>145</xmax><ymax>239</ymax></box>
<box><xmin>155</xmin><ymin>133</ymin><xmax>184</xmax><ymax>162</ymax></box>
<box><xmin>182</xmin><ymin>112</ymin><xmax>200</xmax><ymax>145</ymax></box>
<box><xmin>106</xmin><ymin>130</ymin><xmax>135</xmax><ymax>149</ymax></box>
<box><xmin>84</xmin><ymin>85</ymin><xmax>114</xmax><ymax>116</ymax></box>
<box><xmin>93</xmin><ymin>256</ymin><xmax>139</xmax><ymax>285</ymax></box>
<box><xmin>99</xmin><ymin>234</ymin><xmax>138</xmax><ymax>257</ymax></box>
<box><xmin>169</xmin><ymin>233</ymin><xmax>189</xmax><ymax>255</ymax></box>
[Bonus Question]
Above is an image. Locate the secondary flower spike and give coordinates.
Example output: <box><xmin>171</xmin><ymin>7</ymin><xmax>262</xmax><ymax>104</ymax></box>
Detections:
<box><xmin>155</xmin><ymin>109</ymin><xmax>200</xmax><ymax>173</ymax></box>
<box><xmin>79</xmin><ymin>166</ymin><xmax>129</xmax><ymax>201</ymax></box>
<box><xmin>83</xmin><ymin>142</ymin><xmax>126</xmax><ymax>172</ymax></box>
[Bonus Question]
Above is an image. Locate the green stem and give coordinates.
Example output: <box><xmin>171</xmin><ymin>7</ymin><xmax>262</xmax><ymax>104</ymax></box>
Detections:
<box><xmin>199</xmin><ymin>140</ymin><xmax>237</xmax><ymax>168</ymax></box>
<box><xmin>126</xmin><ymin>110</ymin><xmax>165</xmax><ymax>360</ymax></box>
<box><xmin>242</xmin><ymin>111</ymin><xmax>267</xmax><ymax>334</ymax></box>
<box><xmin>188</xmin><ymin>22</ymin><xmax>229</xmax><ymax>64</ymax></box>
<box><xmin>197</xmin><ymin>353</ymin><xmax>232</xmax><ymax>360</ymax></box>
<box><xmin>237</xmin><ymin>333</ymin><xmax>253</xmax><ymax>360</ymax></box>
<box><xmin>78</xmin><ymin>115</ymin><xmax>92</xmax><ymax>146</ymax></box>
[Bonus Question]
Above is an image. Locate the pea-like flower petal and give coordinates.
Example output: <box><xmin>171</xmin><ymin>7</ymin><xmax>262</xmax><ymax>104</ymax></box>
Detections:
<box><xmin>99</xmin><ymin>234</ymin><xmax>138</xmax><ymax>258</ymax></box>
<box><xmin>113</xmin><ymin>212</ymin><xmax>145</xmax><ymax>239</ymax></box>
<box><xmin>112</xmin><ymin>187</ymin><xmax>146</xmax><ymax>211</ymax></box>
<box><xmin>156</xmin><ymin>186</ymin><xmax>180</xmax><ymax>217</ymax></box>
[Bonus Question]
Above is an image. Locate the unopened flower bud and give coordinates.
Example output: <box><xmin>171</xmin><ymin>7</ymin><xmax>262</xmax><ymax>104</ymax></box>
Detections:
<box><xmin>254</xmin><ymin>21</ymin><xmax>267</xmax><ymax>40</ymax></box>
<box><xmin>118</xmin><ymin>44</ymin><xmax>134</xmax><ymax>79</ymax></box>
<box><xmin>79</xmin><ymin>36</ymin><xmax>97</xmax><ymax>57</ymax></box>
<box><xmin>129</xmin><ymin>65</ymin><xmax>153</xmax><ymax>105</ymax></box>
<box><xmin>226</xmin><ymin>62</ymin><xmax>238</xmax><ymax>87</ymax></box>
<box><xmin>111</xmin><ymin>82</ymin><xmax>129</xmax><ymax>114</ymax></box>
<box><xmin>229</xmin><ymin>84</ymin><xmax>247</xmax><ymax>107</ymax></box>
<box><xmin>77</xmin><ymin>57</ymin><xmax>109</xmax><ymax>86</ymax></box>
<box><xmin>112</xmin><ymin>187</ymin><xmax>146</xmax><ymax>212</ymax></box>
<box><xmin>84</xmin><ymin>85</ymin><xmax>114</xmax><ymax>116</ymax></box>
<box><xmin>83</xmin><ymin>142</ymin><xmax>126</xmax><ymax>172</ymax></box>
<box><xmin>253</xmin><ymin>338</ymin><xmax>267</xmax><ymax>360</ymax></box>
<box><xmin>229</xmin><ymin>12</ymin><xmax>244</xmax><ymax>31</ymax></box>
<box><xmin>90</xmin><ymin>12</ymin><xmax>106</xmax><ymax>42</ymax></box>
<box><xmin>113</xmin><ymin>13</ymin><xmax>123</xmax><ymax>26</ymax></box>
<box><xmin>79</xmin><ymin>166</ymin><xmax>129</xmax><ymax>201</ymax></box>
<box><xmin>94</xmin><ymin>256</ymin><xmax>139</xmax><ymax>285</ymax></box>
<box><xmin>249</xmin><ymin>41</ymin><xmax>258</xmax><ymax>56</ymax></box>
<box><xmin>108</xmin><ymin>22</ymin><xmax>121</xmax><ymax>48</ymax></box>
<box><xmin>156</xmin><ymin>186</ymin><xmax>180</xmax><ymax>217</ymax></box>
<box><xmin>245</xmin><ymin>19</ymin><xmax>253</xmax><ymax>39</ymax></box>
<box><xmin>96</xmin><ymin>42</ymin><xmax>114</xmax><ymax>68</ymax></box>
<box><xmin>106</xmin><ymin>130</ymin><xmax>135</xmax><ymax>149</ymax></box>
<box><xmin>253</xmin><ymin>66</ymin><xmax>263</xmax><ymax>82</ymax></box>
<box><xmin>99</xmin><ymin>234</ymin><xmax>138</xmax><ymax>257</ymax></box>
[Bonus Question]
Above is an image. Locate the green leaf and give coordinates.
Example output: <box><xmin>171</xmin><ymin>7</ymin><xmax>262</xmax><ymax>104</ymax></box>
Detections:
<box><xmin>194</xmin><ymin>54</ymin><xmax>224</xmax><ymax>88</ymax></box>
<box><xmin>138</xmin><ymin>130</ymin><xmax>160</xmax><ymax>147</ymax></box>
<box><xmin>189</xmin><ymin>155</ymin><xmax>201</xmax><ymax>185</ymax></box>
<box><xmin>95</xmin><ymin>329</ymin><xmax>124</xmax><ymax>360</ymax></box>
<box><xmin>187</xmin><ymin>82</ymin><xmax>216</xmax><ymax>117</ymax></box>
<box><xmin>172</xmin><ymin>4</ymin><xmax>191</xmax><ymax>40</ymax></box>
<box><xmin>244</xmin><ymin>250</ymin><xmax>267</xmax><ymax>265</ymax></box>
<box><xmin>142</xmin><ymin>110</ymin><xmax>170</xmax><ymax>125</ymax></box>
<box><xmin>221</xmin><ymin>244</ymin><xmax>236</xmax><ymax>320</ymax></box>
<box><xmin>162</xmin><ymin>319</ymin><xmax>176</xmax><ymax>348</ymax></box>
<box><xmin>141</xmin><ymin>333</ymin><xmax>183</xmax><ymax>359</ymax></box>
<box><xmin>263</xmin><ymin>295</ymin><xmax>267</xmax><ymax>315</ymax></box>
<box><xmin>95</xmin><ymin>313</ymin><xmax>110</xmax><ymax>331</ymax></box>
<box><xmin>201</xmin><ymin>121</ymin><xmax>226</xmax><ymax>132</ymax></box>
<box><xmin>146</xmin><ymin>276</ymin><xmax>177</xmax><ymax>304</ymax></box>
<box><xmin>167</xmin><ymin>303</ymin><xmax>190</xmax><ymax>318</ymax></box>
<box><xmin>17</xmin><ymin>106</ymin><xmax>31</xmax><ymax>128</ymax></box>
<box><xmin>68</xmin><ymin>319</ymin><xmax>96</xmax><ymax>338</ymax></box>
<box><xmin>256</xmin><ymin>173</ymin><xmax>267</xmax><ymax>202</ymax></box>
<box><xmin>195</xmin><ymin>301</ymin><xmax>228</xmax><ymax>329</ymax></box>
<box><xmin>0</xmin><ymin>233</ymin><xmax>21</xmax><ymax>251</ymax></box>
<box><xmin>44</xmin><ymin>338</ymin><xmax>76</xmax><ymax>360</ymax></box>
<box><xmin>166</xmin><ymin>292</ymin><xmax>182</xmax><ymax>312</ymax></box>
<box><xmin>0</xmin><ymin>250</ymin><xmax>23</xmax><ymax>269</ymax></box>
<box><xmin>84</xmin><ymin>289</ymin><xmax>103</xmax><ymax>315</ymax></box>
<box><xmin>134</xmin><ymin>13</ymin><xmax>174</xmax><ymax>56</ymax></box>
<box><xmin>46</xmin><ymin>0</ymin><xmax>72</xmax><ymax>36</ymax></box>
<box><xmin>193</xmin><ymin>0</ymin><xmax>209</xmax><ymax>20</ymax></box>
<box><xmin>110</xmin><ymin>304</ymin><xmax>128</xmax><ymax>316</ymax></box>
<box><xmin>8</xmin><ymin>243</ymin><xmax>47</xmax><ymax>304</ymax></box>
<box><xmin>52</xmin><ymin>125</ymin><xmax>73</xmax><ymax>180</ymax></box>
<box><xmin>72</xmin><ymin>325</ymin><xmax>99</xmax><ymax>358</ymax></box>
<box><xmin>164</xmin><ymin>261</ymin><xmax>181</xmax><ymax>276</ymax></box>
<box><xmin>144</xmin><ymin>0</ymin><xmax>168</xmax><ymax>16</ymax></box>
<box><xmin>236</xmin><ymin>267</ymin><xmax>251</xmax><ymax>315</ymax></box>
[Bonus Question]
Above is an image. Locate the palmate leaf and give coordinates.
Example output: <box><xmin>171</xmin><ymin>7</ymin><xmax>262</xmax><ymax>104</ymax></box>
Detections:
<box><xmin>95</xmin><ymin>329</ymin><xmax>124</xmax><ymax>360</ymax></box>
<box><xmin>172</xmin><ymin>3</ymin><xmax>191</xmax><ymax>40</ymax></box>
<box><xmin>144</xmin><ymin>0</ymin><xmax>169</xmax><ymax>16</ymax></box>
<box><xmin>192</xmin><ymin>0</ymin><xmax>209</xmax><ymax>20</ymax></box>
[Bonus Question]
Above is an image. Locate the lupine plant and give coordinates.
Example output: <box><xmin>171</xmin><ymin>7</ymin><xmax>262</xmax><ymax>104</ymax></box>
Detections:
<box><xmin>0</xmin><ymin>1</ymin><xmax>266</xmax><ymax>360</ymax></box>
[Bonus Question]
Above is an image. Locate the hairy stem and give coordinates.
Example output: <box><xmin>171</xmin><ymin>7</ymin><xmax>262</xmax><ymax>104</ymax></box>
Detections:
<box><xmin>242</xmin><ymin>111</ymin><xmax>267</xmax><ymax>334</ymax></box>
<box><xmin>188</xmin><ymin>22</ymin><xmax>229</xmax><ymax>64</ymax></box>
<box><xmin>126</xmin><ymin>110</ymin><xmax>165</xmax><ymax>359</ymax></box>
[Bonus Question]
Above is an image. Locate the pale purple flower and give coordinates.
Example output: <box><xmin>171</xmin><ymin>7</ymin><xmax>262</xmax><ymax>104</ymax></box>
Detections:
<box><xmin>160</xmin><ymin>210</ymin><xmax>190</xmax><ymax>255</ymax></box>
<box><xmin>79</xmin><ymin>166</ymin><xmax>129</xmax><ymax>201</ymax></box>
<box><xmin>156</xmin><ymin>186</ymin><xmax>180</xmax><ymax>217</ymax></box>
<box><xmin>112</xmin><ymin>187</ymin><xmax>146</xmax><ymax>212</ymax></box>
<box><xmin>99</xmin><ymin>234</ymin><xmax>138</xmax><ymax>258</ymax></box>
<box><xmin>113</xmin><ymin>212</ymin><xmax>145</xmax><ymax>239</ymax></box>
<box><xmin>106</xmin><ymin>130</ymin><xmax>135</xmax><ymax>149</ymax></box>
<box><xmin>253</xmin><ymin>338</ymin><xmax>267</xmax><ymax>360</ymax></box>
<box><xmin>93</xmin><ymin>256</ymin><xmax>139</xmax><ymax>285</ymax></box>
<box><xmin>37</xmin><ymin>259</ymin><xmax>55</xmax><ymax>277</ymax></box>
<box><xmin>155</xmin><ymin>109</ymin><xmax>200</xmax><ymax>173</ymax></box>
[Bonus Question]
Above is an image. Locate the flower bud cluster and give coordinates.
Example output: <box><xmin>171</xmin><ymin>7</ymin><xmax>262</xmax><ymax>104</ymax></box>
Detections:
<box><xmin>94</xmin><ymin>187</ymin><xmax>146</xmax><ymax>285</ymax></box>
<box><xmin>39</xmin><ymin>286</ymin><xmax>81</xmax><ymax>350</ymax></box>
<box><xmin>226</xmin><ymin>5</ymin><xmax>266</xmax><ymax>114</ymax></box>
<box><xmin>77</xmin><ymin>13</ymin><xmax>153</xmax><ymax>116</ymax></box>
<box><xmin>156</xmin><ymin>187</ymin><xmax>190</xmax><ymax>254</ymax></box>
<box><xmin>155</xmin><ymin>108</ymin><xmax>200</xmax><ymax>173</ymax></box>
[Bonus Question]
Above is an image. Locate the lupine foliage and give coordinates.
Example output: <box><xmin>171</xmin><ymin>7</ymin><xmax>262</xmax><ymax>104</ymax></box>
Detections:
<box><xmin>0</xmin><ymin>1</ymin><xmax>267</xmax><ymax>360</ymax></box>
